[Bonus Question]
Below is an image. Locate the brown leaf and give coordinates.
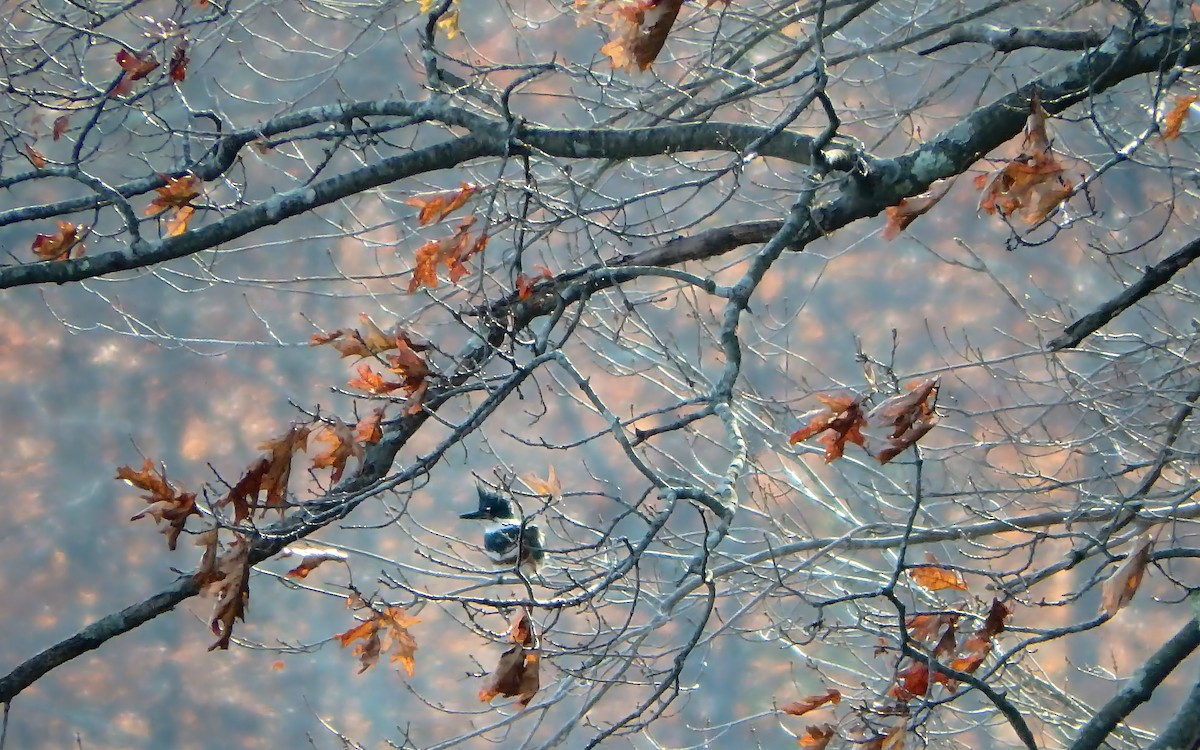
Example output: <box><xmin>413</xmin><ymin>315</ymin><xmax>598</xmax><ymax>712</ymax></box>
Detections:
<box><xmin>404</xmin><ymin>182</ymin><xmax>478</xmax><ymax>226</ymax></box>
<box><xmin>479</xmin><ymin>647</ymin><xmax>540</xmax><ymax>706</ymax></box>
<box><xmin>118</xmin><ymin>458</ymin><xmax>199</xmax><ymax>550</ymax></box>
<box><xmin>882</xmin><ymin>181</ymin><xmax>952</xmax><ymax>240</ymax></box>
<box><xmin>52</xmin><ymin>116</ymin><xmax>69</xmax><ymax>141</ymax></box>
<box><xmin>907</xmin><ymin>613</ymin><xmax>956</xmax><ymax>643</ymax></box>
<box><xmin>354</xmin><ymin>407</ymin><xmax>386</xmax><ymax>444</ymax></box>
<box><xmin>169</xmin><ymin>41</ymin><xmax>189</xmax><ymax>82</ymax></box>
<box><xmin>220</xmin><ymin>423</ymin><xmax>311</xmax><ymax>521</ymax></box>
<box><xmin>146</xmin><ymin>175</ymin><xmax>200</xmax><ymax>216</ymax></box>
<box><xmin>601</xmin><ymin>0</ymin><xmax>685</xmax><ymax>71</ymax></box>
<box><xmin>977</xmin><ymin>598</ymin><xmax>1011</xmax><ymax>640</ymax></box>
<box><xmin>867</xmin><ymin>378</ymin><xmax>939</xmax><ymax>464</ymax></box>
<box><xmin>1100</xmin><ymin>535</ymin><xmax>1153</xmax><ymax>617</ymax></box>
<box><xmin>336</xmin><ymin>605</ymin><xmax>419</xmax><ymax>676</ymax></box>
<box><xmin>311</xmin><ymin>418</ymin><xmax>362</xmax><ymax>482</ymax></box>
<box><xmin>32</xmin><ymin>221</ymin><xmax>87</xmax><ymax>261</ymax></box>
<box><xmin>24</xmin><ymin>143</ymin><xmax>45</xmax><ymax>169</ymax></box>
<box><xmin>1163</xmin><ymin>94</ymin><xmax>1197</xmax><ymax>140</ymax></box>
<box><xmin>204</xmin><ymin>535</ymin><xmax>251</xmax><ymax>650</ymax></box>
<box><xmin>779</xmin><ymin>689</ymin><xmax>841</xmax><ymax>717</ymax></box>
<box><xmin>116</xmin><ymin>48</ymin><xmax>159</xmax><ymax>80</ymax></box>
<box><xmin>521</xmin><ymin>465</ymin><xmax>561</xmax><ymax>499</ymax></box>
<box><xmin>789</xmin><ymin>393</ymin><xmax>868</xmax><ymax>462</ymax></box>
<box><xmin>166</xmin><ymin>205</ymin><xmax>195</xmax><ymax>236</ymax></box>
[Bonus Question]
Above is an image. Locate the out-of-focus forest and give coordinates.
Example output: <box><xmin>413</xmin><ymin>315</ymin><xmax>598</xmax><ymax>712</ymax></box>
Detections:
<box><xmin>0</xmin><ymin>0</ymin><xmax>1198</xmax><ymax>748</ymax></box>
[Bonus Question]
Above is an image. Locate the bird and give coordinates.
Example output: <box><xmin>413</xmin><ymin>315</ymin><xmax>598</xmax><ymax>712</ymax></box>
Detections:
<box><xmin>460</xmin><ymin>485</ymin><xmax>545</xmax><ymax>573</ymax></box>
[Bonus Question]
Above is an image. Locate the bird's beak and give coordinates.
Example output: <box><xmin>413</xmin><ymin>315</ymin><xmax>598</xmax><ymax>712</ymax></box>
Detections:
<box><xmin>460</xmin><ymin>509</ymin><xmax>487</xmax><ymax>520</ymax></box>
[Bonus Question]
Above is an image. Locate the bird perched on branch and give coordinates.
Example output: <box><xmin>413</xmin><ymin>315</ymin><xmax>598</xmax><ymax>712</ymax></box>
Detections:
<box><xmin>460</xmin><ymin>485</ymin><xmax>545</xmax><ymax>574</ymax></box>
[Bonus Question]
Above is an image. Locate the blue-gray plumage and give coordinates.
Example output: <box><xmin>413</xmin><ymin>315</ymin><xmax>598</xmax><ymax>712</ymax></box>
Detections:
<box><xmin>461</xmin><ymin>486</ymin><xmax>545</xmax><ymax>572</ymax></box>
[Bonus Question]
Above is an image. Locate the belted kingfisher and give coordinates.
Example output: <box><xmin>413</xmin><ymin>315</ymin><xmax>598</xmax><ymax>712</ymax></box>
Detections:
<box><xmin>460</xmin><ymin>486</ymin><xmax>545</xmax><ymax>573</ymax></box>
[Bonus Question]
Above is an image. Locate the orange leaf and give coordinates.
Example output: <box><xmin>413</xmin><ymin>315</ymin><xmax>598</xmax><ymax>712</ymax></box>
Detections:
<box><xmin>407</xmin><ymin>239</ymin><xmax>442</xmax><ymax>292</ymax></box>
<box><xmin>146</xmin><ymin>174</ymin><xmax>200</xmax><ymax>216</ymax></box>
<box><xmin>23</xmin><ymin>143</ymin><xmax>45</xmax><ymax>169</ymax></box>
<box><xmin>1100</xmin><ymin>535</ymin><xmax>1153</xmax><ymax>617</ymax></box>
<box><xmin>166</xmin><ymin>205</ymin><xmax>195</xmax><ymax>236</ymax></box>
<box><xmin>347</xmin><ymin>363</ymin><xmax>406</xmax><ymax>395</ymax></box>
<box><xmin>907</xmin><ymin>613</ymin><xmax>956</xmax><ymax>643</ymax></box>
<box><xmin>31</xmin><ymin>221</ymin><xmax>87</xmax><ymax>261</ymax></box>
<box><xmin>779</xmin><ymin>689</ymin><xmax>841</xmax><ymax>717</ymax></box>
<box><xmin>220</xmin><ymin>423</ymin><xmax>311</xmax><ymax>521</ymax></box>
<box><xmin>354</xmin><ymin>407</ymin><xmax>386</xmax><ymax>444</ymax></box>
<box><xmin>336</xmin><ymin>605</ymin><xmax>419</xmax><ymax>675</ymax></box>
<box><xmin>312</xmin><ymin>418</ymin><xmax>362</xmax><ymax>482</ymax></box>
<box><xmin>909</xmin><ymin>553</ymin><xmax>968</xmax><ymax>592</ymax></box>
<box><xmin>115</xmin><ymin>48</ymin><xmax>159</xmax><ymax>80</ymax></box>
<box><xmin>1163</xmin><ymin>94</ymin><xmax>1198</xmax><ymax>140</ymax></box>
<box><xmin>797</xmin><ymin>724</ymin><xmax>836</xmax><ymax>749</ymax></box>
<box><xmin>521</xmin><ymin>465</ymin><xmax>561</xmax><ymax>499</ymax></box>
<box><xmin>882</xmin><ymin>182</ymin><xmax>952</xmax><ymax>240</ymax></box>
<box><xmin>404</xmin><ymin>182</ymin><xmax>478</xmax><ymax>226</ymax></box>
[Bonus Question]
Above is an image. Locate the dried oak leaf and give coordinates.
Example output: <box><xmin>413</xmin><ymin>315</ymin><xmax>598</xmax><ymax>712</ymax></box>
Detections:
<box><xmin>521</xmin><ymin>464</ymin><xmax>562</xmax><ymax>499</ymax></box>
<box><xmin>146</xmin><ymin>174</ymin><xmax>200</xmax><ymax>216</ymax></box>
<box><xmin>977</xmin><ymin>94</ymin><xmax>1072</xmax><ymax>223</ymax></box>
<box><xmin>888</xmin><ymin>661</ymin><xmax>952</xmax><ymax>701</ymax></box>
<box><xmin>862</xmin><ymin>723</ymin><xmax>907</xmax><ymax>750</ymax></box>
<box><xmin>354</xmin><ymin>406</ymin><xmax>386</xmax><ymax>444</ymax></box>
<box><xmin>205</xmin><ymin>535</ymin><xmax>251</xmax><ymax>650</ymax></box>
<box><xmin>118</xmin><ymin>458</ymin><xmax>199</xmax><ymax>550</ymax></box>
<box><xmin>166</xmin><ymin>204</ymin><xmax>195</xmax><ymax>236</ymax></box>
<box><xmin>907</xmin><ymin>613</ymin><xmax>957</xmax><ymax>643</ymax></box>
<box><xmin>32</xmin><ymin>221</ymin><xmax>87</xmax><ymax>261</ymax></box>
<box><xmin>978</xmin><ymin>598</ymin><xmax>1011</xmax><ymax>641</ymax></box>
<box><xmin>312</xmin><ymin>418</ymin><xmax>362</xmax><ymax>482</ymax></box>
<box><xmin>867</xmin><ymin>378</ymin><xmax>939</xmax><ymax>464</ymax></box>
<box><xmin>280</xmin><ymin>545</ymin><xmax>349</xmax><ymax>578</ymax></box>
<box><xmin>404</xmin><ymin>182</ymin><xmax>478</xmax><ymax>226</ymax></box>
<box><xmin>1100</xmin><ymin>535</ymin><xmax>1153</xmax><ymax>617</ymax></box>
<box><xmin>882</xmin><ymin>181</ymin><xmax>952</xmax><ymax>240</ymax></box>
<box><xmin>516</xmin><ymin>265</ymin><xmax>555</xmax><ymax>300</ymax></box>
<box><xmin>789</xmin><ymin>393</ymin><xmax>867</xmax><ymax>462</ymax></box>
<box><xmin>908</xmin><ymin>553</ymin><xmax>968</xmax><ymax>592</ymax></box>
<box><xmin>779</xmin><ymin>689</ymin><xmax>841</xmax><ymax>717</ymax></box>
<box><xmin>480</xmin><ymin>608</ymin><xmax>540</xmax><ymax>707</ymax></box>
<box><xmin>600</xmin><ymin>0</ymin><xmax>685</xmax><ymax>71</ymax></box>
<box><xmin>336</xmin><ymin>605</ymin><xmax>419</xmax><ymax>676</ymax></box>
<box><xmin>1163</xmin><ymin>94</ymin><xmax>1198</xmax><ymax>140</ymax></box>
<box><xmin>219</xmin><ymin>423</ymin><xmax>312</xmax><ymax>522</ymax></box>
<box><xmin>52</xmin><ymin>116</ymin><xmax>69</xmax><ymax>141</ymax></box>
<box><xmin>407</xmin><ymin>216</ymin><xmax>483</xmax><ymax>291</ymax></box>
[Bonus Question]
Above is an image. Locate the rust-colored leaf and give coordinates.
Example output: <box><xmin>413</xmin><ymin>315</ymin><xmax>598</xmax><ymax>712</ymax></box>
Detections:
<box><xmin>166</xmin><ymin>205</ymin><xmax>195</xmax><ymax>236</ymax></box>
<box><xmin>867</xmin><ymin>378</ymin><xmax>939</xmax><ymax>464</ymax></box>
<box><xmin>169</xmin><ymin>40</ymin><xmax>189</xmax><ymax>82</ymax></box>
<box><xmin>23</xmin><ymin>143</ymin><xmax>45</xmax><ymax>169</ymax></box>
<box><xmin>978</xmin><ymin>598</ymin><xmax>1011</xmax><ymax>640</ymax></box>
<box><xmin>52</xmin><ymin>116</ymin><xmax>69</xmax><ymax>141</ymax></box>
<box><xmin>32</xmin><ymin>221</ymin><xmax>87</xmax><ymax>261</ymax></box>
<box><xmin>779</xmin><ymin>689</ymin><xmax>841</xmax><ymax>717</ymax></box>
<box><xmin>1100</xmin><ymin>535</ymin><xmax>1153</xmax><ymax>617</ymax></box>
<box><xmin>404</xmin><ymin>182</ymin><xmax>478</xmax><ymax>226</ymax></box>
<box><xmin>116</xmin><ymin>48</ymin><xmax>159</xmax><ymax>80</ymax></box>
<box><xmin>480</xmin><ymin>608</ymin><xmax>540</xmax><ymax>706</ymax></box>
<box><xmin>1163</xmin><ymin>94</ymin><xmax>1198</xmax><ymax>140</ymax></box>
<box><xmin>907</xmin><ymin>613</ymin><xmax>956</xmax><ymax>643</ymax></box>
<box><xmin>311</xmin><ymin>418</ymin><xmax>362</xmax><ymax>482</ymax></box>
<box><xmin>354</xmin><ymin>407</ymin><xmax>386</xmax><ymax>445</ymax></box>
<box><xmin>280</xmin><ymin>545</ymin><xmax>349</xmax><ymax>578</ymax></box>
<box><xmin>790</xmin><ymin>393</ymin><xmax>868</xmax><ymax>462</ymax></box>
<box><xmin>521</xmin><ymin>465</ymin><xmax>562</xmax><ymax>499</ymax></box>
<box><xmin>118</xmin><ymin>458</ymin><xmax>199</xmax><ymax>550</ymax></box>
<box><xmin>347</xmin><ymin>363</ymin><xmax>406</xmax><ymax>395</ymax></box>
<box><xmin>219</xmin><ymin>423</ymin><xmax>311</xmax><ymax>522</ymax></box>
<box><xmin>146</xmin><ymin>174</ymin><xmax>200</xmax><ymax>216</ymax></box>
<box><xmin>883</xmin><ymin>181</ymin><xmax>952</xmax><ymax>240</ymax></box>
<box><xmin>336</xmin><ymin>604</ymin><xmax>419</xmax><ymax>676</ymax></box>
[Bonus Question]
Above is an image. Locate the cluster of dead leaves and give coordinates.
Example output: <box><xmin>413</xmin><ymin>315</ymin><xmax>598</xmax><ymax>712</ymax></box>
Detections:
<box><xmin>31</xmin><ymin>221</ymin><xmax>87</xmax><ymax>261</ymax></box>
<box><xmin>976</xmin><ymin>93</ymin><xmax>1073</xmax><ymax>224</ymax></box>
<box><xmin>777</xmin><ymin>686</ymin><xmax>906</xmax><ymax>748</ymax></box>
<box><xmin>404</xmin><ymin>183</ymin><xmax>488</xmax><ymax>292</ymax></box>
<box><xmin>586</xmin><ymin>0</ymin><xmax>727</xmax><ymax>71</ymax></box>
<box><xmin>112</xmin><ymin>41</ymin><xmax>188</xmax><ymax>96</ymax></box>
<box><xmin>147</xmin><ymin>174</ymin><xmax>201</xmax><ymax>236</ymax></box>
<box><xmin>790</xmin><ymin>378</ymin><xmax>939</xmax><ymax>464</ymax></box>
<box><xmin>195</xmin><ymin>530</ymin><xmax>252</xmax><ymax>650</ymax></box>
<box><xmin>336</xmin><ymin>594</ymin><xmax>420</xmax><ymax>676</ymax></box>
<box><xmin>479</xmin><ymin>608</ymin><xmax>541</xmax><ymax>707</ymax></box>
<box><xmin>312</xmin><ymin>314</ymin><xmax>433</xmax><ymax>414</ymax></box>
<box><xmin>890</xmin><ymin>598</ymin><xmax>1011</xmax><ymax>701</ymax></box>
<box><xmin>118</xmin><ymin>459</ymin><xmax>200</xmax><ymax>549</ymax></box>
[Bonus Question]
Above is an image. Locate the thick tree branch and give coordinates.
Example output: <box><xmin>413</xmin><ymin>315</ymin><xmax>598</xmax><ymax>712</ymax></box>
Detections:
<box><xmin>1048</xmin><ymin>235</ymin><xmax>1200</xmax><ymax>350</ymax></box>
<box><xmin>919</xmin><ymin>24</ymin><xmax>1108</xmax><ymax>56</ymax></box>
<box><xmin>1067</xmin><ymin>618</ymin><xmax>1200</xmax><ymax>750</ymax></box>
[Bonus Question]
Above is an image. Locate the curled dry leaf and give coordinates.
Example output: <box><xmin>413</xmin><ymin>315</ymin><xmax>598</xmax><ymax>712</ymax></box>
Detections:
<box><xmin>908</xmin><ymin>553</ymin><xmax>968</xmax><ymax>592</ymax></box>
<box><xmin>404</xmin><ymin>182</ymin><xmax>478</xmax><ymax>226</ymax></box>
<box><xmin>407</xmin><ymin>216</ymin><xmax>486</xmax><ymax>292</ymax></box>
<box><xmin>117</xmin><ymin>458</ymin><xmax>199</xmax><ymax>550</ymax></box>
<box><xmin>521</xmin><ymin>464</ymin><xmax>562</xmax><ymax>499</ymax></box>
<box><xmin>882</xmin><ymin>181</ymin><xmax>952</xmax><ymax>240</ymax></box>
<box><xmin>336</xmin><ymin>604</ymin><xmax>420</xmax><ymax>676</ymax></box>
<box><xmin>354</xmin><ymin>406</ymin><xmax>386</xmax><ymax>445</ymax></box>
<box><xmin>977</xmin><ymin>93</ymin><xmax>1072</xmax><ymax>223</ymax></box>
<box><xmin>312</xmin><ymin>418</ymin><xmax>362</xmax><ymax>482</ymax></box>
<box><xmin>1100</xmin><ymin>535</ymin><xmax>1153</xmax><ymax>617</ymax></box>
<box><xmin>169</xmin><ymin>40</ymin><xmax>189</xmax><ymax>82</ymax></box>
<box><xmin>480</xmin><ymin>608</ymin><xmax>540</xmax><ymax>707</ymax></box>
<box><xmin>32</xmin><ymin>221</ymin><xmax>87</xmax><ymax>261</ymax></box>
<box><xmin>219</xmin><ymin>423</ymin><xmax>312</xmax><ymax>522</ymax></box>
<box><xmin>867</xmin><ymin>378</ymin><xmax>939</xmax><ymax>464</ymax></box>
<box><xmin>204</xmin><ymin>535</ymin><xmax>251</xmax><ymax>650</ymax></box>
<box><xmin>779</xmin><ymin>689</ymin><xmax>841</xmax><ymax>717</ymax></box>
<box><xmin>798</xmin><ymin>724</ymin><xmax>836</xmax><ymax>749</ymax></box>
<box><xmin>146</xmin><ymin>174</ymin><xmax>200</xmax><ymax>216</ymax></box>
<box><xmin>600</xmin><ymin>0</ymin><xmax>685</xmax><ymax>71</ymax></box>
<box><xmin>515</xmin><ymin>265</ymin><xmax>554</xmax><ymax>300</ymax></box>
<box><xmin>52</xmin><ymin>115</ymin><xmax>69</xmax><ymax>141</ymax></box>
<box><xmin>115</xmin><ymin>48</ymin><xmax>160</xmax><ymax>80</ymax></box>
<box><xmin>23</xmin><ymin>143</ymin><xmax>45</xmax><ymax>169</ymax></box>
<box><xmin>789</xmin><ymin>393</ymin><xmax>868</xmax><ymax>462</ymax></box>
